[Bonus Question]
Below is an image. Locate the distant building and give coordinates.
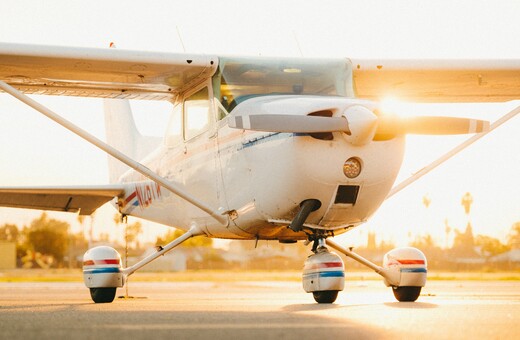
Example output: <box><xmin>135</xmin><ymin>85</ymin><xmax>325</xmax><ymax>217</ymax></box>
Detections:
<box><xmin>492</xmin><ymin>249</ymin><xmax>520</xmax><ymax>265</ymax></box>
<box><xmin>0</xmin><ymin>241</ymin><xmax>16</xmax><ymax>269</ymax></box>
<box><xmin>128</xmin><ymin>248</ymin><xmax>187</xmax><ymax>272</ymax></box>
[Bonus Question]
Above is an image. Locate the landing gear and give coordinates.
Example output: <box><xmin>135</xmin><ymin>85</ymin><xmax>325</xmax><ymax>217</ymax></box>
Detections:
<box><xmin>324</xmin><ymin>239</ymin><xmax>428</xmax><ymax>303</ymax></box>
<box><xmin>90</xmin><ymin>287</ymin><xmax>117</xmax><ymax>303</ymax></box>
<box><xmin>302</xmin><ymin>238</ymin><xmax>345</xmax><ymax>304</ymax></box>
<box><xmin>383</xmin><ymin>247</ymin><xmax>427</xmax><ymax>302</ymax></box>
<box><xmin>83</xmin><ymin>225</ymin><xmax>205</xmax><ymax>304</ymax></box>
<box><xmin>83</xmin><ymin>246</ymin><xmax>124</xmax><ymax>304</ymax></box>
<box><xmin>392</xmin><ymin>286</ymin><xmax>422</xmax><ymax>302</ymax></box>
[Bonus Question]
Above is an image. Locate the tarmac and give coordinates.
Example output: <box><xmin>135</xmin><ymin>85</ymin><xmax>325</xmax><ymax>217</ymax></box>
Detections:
<box><xmin>0</xmin><ymin>279</ymin><xmax>518</xmax><ymax>339</ymax></box>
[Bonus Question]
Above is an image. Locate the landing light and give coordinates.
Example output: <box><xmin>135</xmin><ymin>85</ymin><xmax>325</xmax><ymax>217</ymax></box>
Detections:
<box><xmin>283</xmin><ymin>67</ymin><xmax>301</xmax><ymax>73</ymax></box>
<box><xmin>343</xmin><ymin>157</ymin><xmax>362</xmax><ymax>178</ymax></box>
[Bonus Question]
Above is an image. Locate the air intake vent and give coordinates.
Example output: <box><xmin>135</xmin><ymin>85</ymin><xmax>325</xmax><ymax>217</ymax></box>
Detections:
<box><xmin>308</xmin><ymin>110</ymin><xmax>334</xmax><ymax>140</ymax></box>
<box><xmin>334</xmin><ymin>185</ymin><xmax>360</xmax><ymax>204</ymax></box>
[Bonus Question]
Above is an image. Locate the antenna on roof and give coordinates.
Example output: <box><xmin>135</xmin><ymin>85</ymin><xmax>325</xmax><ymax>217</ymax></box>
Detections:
<box><xmin>176</xmin><ymin>26</ymin><xmax>187</xmax><ymax>53</ymax></box>
<box><xmin>293</xmin><ymin>31</ymin><xmax>304</xmax><ymax>57</ymax></box>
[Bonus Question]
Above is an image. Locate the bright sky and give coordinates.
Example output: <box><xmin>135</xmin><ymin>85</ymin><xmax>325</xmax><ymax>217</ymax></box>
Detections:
<box><xmin>0</xmin><ymin>0</ymin><xmax>519</xmax><ymax>248</ymax></box>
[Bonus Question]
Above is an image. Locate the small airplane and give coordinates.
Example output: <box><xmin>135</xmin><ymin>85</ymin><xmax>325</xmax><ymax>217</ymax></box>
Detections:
<box><xmin>0</xmin><ymin>42</ymin><xmax>519</xmax><ymax>304</ymax></box>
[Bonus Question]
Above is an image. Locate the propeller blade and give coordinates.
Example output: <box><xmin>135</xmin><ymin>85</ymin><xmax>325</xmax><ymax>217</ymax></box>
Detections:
<box><xmin>229</xmin><ymin>109</ymin><xmax>489</xmax><ymax>143</ymax></box>
<box><xmin>377</xmin><ymin>116</ymin><xmax>490</xmax><ymax>135</ymax></box>
<box><xmin>229</xmin><ymin>114</ymin><xmax>350</xmax><ymax>133</ymax></box>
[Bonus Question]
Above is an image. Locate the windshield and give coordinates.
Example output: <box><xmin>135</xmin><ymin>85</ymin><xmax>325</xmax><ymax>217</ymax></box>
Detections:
<box><xmin>213</xmin><ymin>56</ymin><xmax>353</xmax><ymax>113</ymax></box>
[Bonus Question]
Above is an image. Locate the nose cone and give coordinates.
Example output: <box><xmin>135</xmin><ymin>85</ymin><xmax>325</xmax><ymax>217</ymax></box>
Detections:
<box><xmin>342</xmin><ymin>105</ymin><xmax>378</xmax><ymax>146</ymax></box>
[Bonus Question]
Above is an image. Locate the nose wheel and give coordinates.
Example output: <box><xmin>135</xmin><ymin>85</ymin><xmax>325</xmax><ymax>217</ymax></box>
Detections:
<box><xmin>392</xmin><ymin>286</ymin><xmax>422</xmax><ymax>302</ymax></box>
<box><xmin>89</xmin><ymin>287</ymin><xmax>117</xmax><ymax>303</ymax></box>
<box><xmin>303</xmin><ymin>238</ymin><xmax>345</xmax><ymax>304</ymax></box>
<box><xmin>312</xmin><ymin>290</ymin><xmax>339</xmax><ymax>304</ymax></box>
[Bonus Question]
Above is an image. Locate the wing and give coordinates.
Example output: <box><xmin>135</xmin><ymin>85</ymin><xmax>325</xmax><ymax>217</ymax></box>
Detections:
<box><xmin>0</xmin><ymin>42</ymin><xmax>218</xmax><ymax>100</ymax></box>
<box><xmin>0</xmin><ymin>185</ymin><xmax>125</xmax><ymax>215</ymax></box>
<box><xmin>351</xmin><ymin>59</ymin><xmax>520</xmax><ymax>102</ymax></box>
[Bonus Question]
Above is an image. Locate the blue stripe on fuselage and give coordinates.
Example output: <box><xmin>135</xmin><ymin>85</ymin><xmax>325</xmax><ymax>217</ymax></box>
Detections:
<box><xmin>83</xmin><ymin>267</ymin><xmax>121</xmax><ymax>274</ymax></box>
<box><xmin>400</xmin><ymin>268</ymin><xmax>427</xmax><ymax>273</ymax></box>
<box><xmin>242</xmin><ymin>132</ymin><xmax>289</xmax><ymax>149</ymax></box>
<box><xmin>303</xmin><ymin>271</ymin><xmax>345</xmax><ymax>278</ymax></box>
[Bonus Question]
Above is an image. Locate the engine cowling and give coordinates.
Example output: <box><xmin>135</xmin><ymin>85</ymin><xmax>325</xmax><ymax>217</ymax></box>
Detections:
<box><xmin>382</xmin><ymin>247</ymin><xmax>427</xmax><ymax>287</ymax></box>
<box><xmin>83</xmin><ymin>246</ymin><xmax>124</xmax><ymax>288</ymax></box>
<box><xmin>302</xmin><ymin>249</ymin><xmax>345</xmax><ymax>293</ymax></box>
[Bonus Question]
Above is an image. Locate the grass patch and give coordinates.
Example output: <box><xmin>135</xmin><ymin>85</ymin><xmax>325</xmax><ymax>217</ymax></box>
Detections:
<box><xmin>131</xmin><ymin>270</ymin><xmax>302</xmax><ymax>282</ymax></box>
<box><xmin>426</xmin><ymin>271</ymin><xmax>520</xmax><ymax>281</ymax></box>
<box><xmin>0</xmin><ymin>269</ymin><xmax>82</xmax><ymax>283</ymax></box>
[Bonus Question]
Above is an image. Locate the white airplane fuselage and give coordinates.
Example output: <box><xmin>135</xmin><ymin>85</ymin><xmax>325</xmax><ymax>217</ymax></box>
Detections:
<box><xmin>117</xmin><ymin>95</ymin><xmax>406</xmax><ymax>241</ymax></box>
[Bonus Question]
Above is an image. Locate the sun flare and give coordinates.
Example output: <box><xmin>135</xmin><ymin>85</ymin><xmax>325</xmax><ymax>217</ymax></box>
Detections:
<box><xmin>380</xmin><ymin>97</ymin><xmax>415</xmax><ymax>118</ymax></box>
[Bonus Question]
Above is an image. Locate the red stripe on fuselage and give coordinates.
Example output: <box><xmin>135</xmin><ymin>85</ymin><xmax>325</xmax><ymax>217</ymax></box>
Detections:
<box><xmin>397</xmin><ymin>259</ymin><xmax>425</xmax><ymax>265</ymax></box>
<box><xmin>125</xmin><ymin>191</ymin><xmax>137</xmax><ymax>204</ymax></box>
<box><xmin>83</xmin><ymin>259</ymin><xmax>120</xmax><ymax>266</ymax></box>
<box><xmin>304</xmin><ymin>262</ymin><xmax>343</xmax><ymax>270</ymax></box>
<box><xmin>98</xmin><ymin>259</ymin><xmax>120</xmax><ymax>265</ymax></box>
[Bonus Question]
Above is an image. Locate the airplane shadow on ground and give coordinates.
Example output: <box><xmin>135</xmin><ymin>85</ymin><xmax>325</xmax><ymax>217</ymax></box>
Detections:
<box><xmin>282</xmin><ymin>300</ymin><xmax>438</xmax><ymax>312</ymax></box>
<box><xmin>384</xmin><ymin>302</ymin><xmax>438</xmax><ymax>309</ymax></box>
<box><xmin>0</xmin><ymin>302</ymin><xmax>92</xmax><ymax>311</ymax></box>
<box><xmin>281</xmin><ymin>303</ymin><xmax>343</xmax><ymax>312</ymax></box>
<box><xmin>0</xmin><ymin>308</ymin><xmax>395</xmax><ymax>339</ymax></box>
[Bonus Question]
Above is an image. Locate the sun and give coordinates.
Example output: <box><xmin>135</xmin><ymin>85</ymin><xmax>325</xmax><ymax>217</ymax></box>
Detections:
<box><xmin>380</xmin><ymin>96</ymin><xmax>415</xmax><ymax>118</ymax></box>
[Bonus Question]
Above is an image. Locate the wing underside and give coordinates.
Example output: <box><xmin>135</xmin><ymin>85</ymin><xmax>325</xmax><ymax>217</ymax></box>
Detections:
<box><xmin>351</xmin><ymin>59</ymin><xmax>520</xmax><ymax>102</ymax></box>
<box><xmin>0</xmin><ymin>186</ymin><xmax>125</xmax><ymax>215</ymax></box>
<box><xmin>0</xmin><ymin>42</ymin><xmax>218</xmax><ymax>100</ymax></box>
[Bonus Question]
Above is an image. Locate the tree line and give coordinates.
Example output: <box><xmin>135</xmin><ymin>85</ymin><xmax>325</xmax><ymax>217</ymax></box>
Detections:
<box><xmin>1</xmin><ymin>211</ymin><xmax>518</xmax><ymax>270</ymax></box>
<box><xmin>356</xmin><ymin>222</ymin><xmax>520</xmax><ymax>270</ymax></box>
<box><xmin>0</xmin><ymin>213</ymin><xmax>144</xmax><ymax>268</ymax></box>
<box><xmin>0</xmin><ymin>213</ymin><xmax>86</xmax><ymax>268</ymax></box>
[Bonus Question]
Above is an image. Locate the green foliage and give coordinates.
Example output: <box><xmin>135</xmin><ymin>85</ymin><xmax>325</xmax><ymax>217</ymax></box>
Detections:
<box><xmin>411</xmin><ymin>234</ymin><xmax>439</xmax><ymax>250</ymax></box>
<box><xmin>0</xmin><ymin>223</ymin><xmax>19</xmax><ymax>242</ymax></box>
<box><xmin>156</xmin><ymin>228</ymin><xmax>212</xmax><ymax>248</ymax></box>
<box><xmin>475</xmin><ymin>235</ymin><xmax>510</xmax><ymax>257</ymax></box>
<box><xmin>377</xmin><ymin>239</ymin><xmax>395</xmax><ymax>252</ymax></box>
<box><xmin>23</xmin><ymin>212</ymin><xmax>70</xmax><ymax>264</ymax></box>
<box><xmin>125</xmin><ymin>221</ymin><xmax>142</xmax><ymax>248</ymax></box>
<box><xmin>451</xmin><ymin>223</ymin><xmax>477</xmax><ymax>257</ymax></box>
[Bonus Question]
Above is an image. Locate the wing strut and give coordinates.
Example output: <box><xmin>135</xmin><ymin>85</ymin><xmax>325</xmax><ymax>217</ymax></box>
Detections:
<box><xmin>386</xmin><ymin>103</ymin><xmax>520</xmax><ymax>199</ymax></box>
<box><xmin>0</xmin><ymin>80</ymin><xmax>228</xmax><ymax>225</ymax></box>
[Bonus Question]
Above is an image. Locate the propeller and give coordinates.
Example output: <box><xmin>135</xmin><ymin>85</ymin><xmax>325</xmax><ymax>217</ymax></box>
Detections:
<box><xmin>376</xmin><ymin>115</ymin><xmax>490</xmax><ymax>135</ymax></box>
<box><xmin>229</xmin><ymin>105</ymin><xmax>489</xmax><ymax>145</ymax></box>
<box><xmin>229</xmin><ymin>114</ymin><xmax>350</xmax><ymax>133</ymax></box>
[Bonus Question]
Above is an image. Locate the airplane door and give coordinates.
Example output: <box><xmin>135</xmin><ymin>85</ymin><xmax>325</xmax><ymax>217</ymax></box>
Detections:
<box><xmin>213</xmin><ymin>104</ymin><xmax>260</xmax><ymax>239</ymax></box>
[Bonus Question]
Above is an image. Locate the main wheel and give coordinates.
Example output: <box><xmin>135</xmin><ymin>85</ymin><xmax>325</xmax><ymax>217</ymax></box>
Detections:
<box><xmin>392</xmin><ymin>286</ymin><xmax>421</xmax><ymax>302</ymax></box>
<box><xmin>312</xmin><ymin>290</ymin><xmax>339</xmax><ymax>304</ymax></box>
<box><xmin>90</xmin><ymin>287</ymin><xmax>117</xmax><ymax>303</ymax></box>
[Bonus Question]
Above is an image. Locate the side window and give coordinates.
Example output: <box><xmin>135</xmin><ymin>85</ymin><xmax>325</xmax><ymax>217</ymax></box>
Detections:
<box><xmin>184</xmin><ymin>87</ymin><xmax>210</xmax><ymax>140</ymax></box>
<box><xmin>165</xmin><ymin>103</ymin><xmax>183</xmax><ymax>147</ymax></box>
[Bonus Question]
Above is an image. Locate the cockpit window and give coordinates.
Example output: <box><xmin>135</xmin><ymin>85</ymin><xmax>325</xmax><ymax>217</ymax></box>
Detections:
<box><xmin>184</xmin><ymin>87</ymin><xmax>210</xmax><ymax>140</ymax></box>
<box><xmin>213</xmin><ymin>56</ymin><xmax>353</xmax><ymax>114</ymax></box>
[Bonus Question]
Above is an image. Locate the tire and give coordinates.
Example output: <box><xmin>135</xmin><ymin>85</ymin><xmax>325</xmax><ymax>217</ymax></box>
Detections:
<box><xmin>392</xmin><ymin>286</ymin><xmax>421</xmax><ymax>302</ymax></box>
<box><xmin>312</xmin><ymin>290</ymin><xmax>339</xmax><ymax>304</ymax></box>
<box><xmin>90</xmin><ymin>287</ymin><xmax>117</xmax><ymax>303</ymax></box>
